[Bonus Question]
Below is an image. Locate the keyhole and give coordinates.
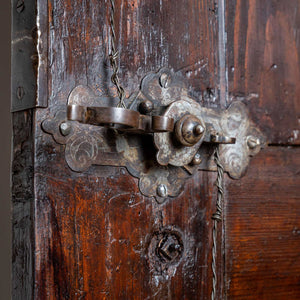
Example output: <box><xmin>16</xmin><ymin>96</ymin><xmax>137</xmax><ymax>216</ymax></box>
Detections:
<box><xmin>156</xmin><ymin>233</ymin><xmax>183</xmax><ymax>263</ymax></box>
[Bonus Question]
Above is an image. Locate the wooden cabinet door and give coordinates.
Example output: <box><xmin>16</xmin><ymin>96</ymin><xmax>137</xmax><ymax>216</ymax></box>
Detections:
<box><xmin>12</xmin><ymin>0</ymin><xmax>299</xmax><ymax>299</ymax></box>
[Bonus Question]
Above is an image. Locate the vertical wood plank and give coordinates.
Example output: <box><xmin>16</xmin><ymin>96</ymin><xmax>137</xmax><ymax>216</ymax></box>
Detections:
<box><xmin>226</xmin><ymin>0</ymin><xmax>300</xmax><ymax>145</ymax></box>
<box><xmin>12</xmin><ymin>111</ymin><xmax>34</xmax><ymax>299</ymax></box>
<box><xmin>225</xmin><ymin>147</ymin><xmax>300</xmax><ymax>299</ymax></box>
<box><xmin>31</xmin><ymin>0</ymin><xmax>222</xmax><ymax>299</ymax></box>
<box><xmin>225</xmin><ymin>2</ymin><xmax>300</xmax><ymax>298</ymax></box>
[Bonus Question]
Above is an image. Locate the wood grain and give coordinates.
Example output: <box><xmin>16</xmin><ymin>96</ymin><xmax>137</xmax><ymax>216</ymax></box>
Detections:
<box><xmin>32</xmin><ymin>0</ymin><xmax>222</xmax><ymax>298</ymax></box>
<box><xmin>11</xmin><ymin>111</ymin><xmax>34</xmax><ymax>300</ymax></box>
<box><xmin>226</xmin><ymin>0</ymin><xmax>300</xmax><ymax>145</ymax></box>
<box><xmin>12</xmin><ymin>0</ymin><xmax>300</xmax><ymax>298</ymax></box>
<box><xmin>225</xmin><ymin>147</ymin><xmax>300</xmax><ymax>299</ymax></box>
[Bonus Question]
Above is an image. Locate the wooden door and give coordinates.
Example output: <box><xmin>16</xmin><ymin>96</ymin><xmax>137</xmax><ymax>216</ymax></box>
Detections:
<box><xmin>12</xmin><ymin>0</ymin><xmax>299</xmax><ymax>299</ymax></box>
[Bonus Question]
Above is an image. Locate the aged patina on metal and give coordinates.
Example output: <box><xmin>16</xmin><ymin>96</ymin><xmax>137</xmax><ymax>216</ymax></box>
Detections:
<box><xmin>42</xmin><ymin>68</ymin><xmax>266</xmax><ymax>201</ymax></box>
<box><xmin>147</xmin><ymin>227</ymin><xmax>184</xmax><ymax>276</ymax></box>
<box><xmin>12</xmin><ymin>0</ymin><xmax>48</xmax><ymax>112</ymax></box>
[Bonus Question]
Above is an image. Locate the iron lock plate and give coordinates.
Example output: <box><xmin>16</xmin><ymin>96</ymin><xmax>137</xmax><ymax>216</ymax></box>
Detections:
<box><xmin>11</xmin><ymin>0</ymin><xmax>48</xmax><ymax>112</ymax></box>
<box><xmin>42</xmin><ymin>69</ymin><xmax>266</xmax><ymax>202</ymax></box>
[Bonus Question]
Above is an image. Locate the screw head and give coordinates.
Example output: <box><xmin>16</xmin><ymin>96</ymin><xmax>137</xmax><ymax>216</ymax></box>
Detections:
<box><xmin>17</xmin><ymin>86</ymin><xmax>25</xmax><ymax>100</ymax></box>
<box><xmin>159</xmin><ymin>73</ymin><xmax>171</xmax><ymax>88</ymax></box>
<box><xmin>139</xmin><ymin>99</ymin><xmax>154</xmax><ymax>114</ymax></box>
<box><xmin>247</xmin><ymin>136</ymin><xmax>260</xmax><ymax>149</ymax></box>
<box><xmin>194</xmin><ymin>124</ymin><xmax>205</xmax><ymax>135</ymax></box>
<box><xmin>157</xmin><ymin>184</ymin><xmax>167</xmax><ymax>198</ymax></box>
<box><xmin>59</xmin><ymin>122</ymin><xmax>72</xmax><ymax>136</ymax></box>
<box><xmin>192</xmin><ymin>153</ymin><xmax>202</xmax><ymax>165</ymax></box>
<box><xmin>16</xmin><ymin>0</ymin><xmax>25</xmax><ymax>13</ymax></box>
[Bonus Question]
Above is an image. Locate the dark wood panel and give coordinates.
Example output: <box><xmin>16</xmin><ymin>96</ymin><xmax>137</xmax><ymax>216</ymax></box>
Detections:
<box><xmin>46</xmin><ymin>0</ymin><xmax>220</xmax><ymax>107</ymax></box>
<box><xmin>32</xmin><ymin>0</ymin><xmax>222</xmax><ymax>298</ymax></box>
<box><xmin>33</xmin><ymin>160</ymin><xmax>220</xmax><ymax>299</ymax></box>
<box><xmin>226</xmin><ymin>0</ymin><xmax>300</xmax><ymax>145</ymax></box>
<box><xmin>225</xmin><ymin>147</ymin><xmax>300</xmax><ymax>299</ymax></box>
<box><xmin>11</xmin><ymin>111</ymin><xmax>34</xmax><ymax>300</ymax></box>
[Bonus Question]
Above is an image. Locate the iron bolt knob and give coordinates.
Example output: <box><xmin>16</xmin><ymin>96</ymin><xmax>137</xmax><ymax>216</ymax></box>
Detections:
<box><xmin>194</xmin><ymin>124</ymin><xmax>205</xmax><ymax>135</ymax></box>
<box><xmin>139</xmin><ymin>99</ymin><xmax>154</xmax><ymax>114</ymax></box>
<box><xmin>175</xmin><ymin>114</ymin><xmax>206</xmax><ymax>147</ymax></box>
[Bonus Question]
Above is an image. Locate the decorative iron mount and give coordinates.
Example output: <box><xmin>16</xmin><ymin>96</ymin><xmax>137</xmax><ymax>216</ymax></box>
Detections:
<box><xmin>42</xmin><ymin>69</ymin><xmax>265</xmax><ymax>202</ymax></box>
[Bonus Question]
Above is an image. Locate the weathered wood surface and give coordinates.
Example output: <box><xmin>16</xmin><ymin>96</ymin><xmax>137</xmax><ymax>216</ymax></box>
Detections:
<box><xmin>12</xmin><ymin>111</ymin><xmax>34</xmax><ymax>300</ymax></box>
<box><xmin>33</xmin><ymin>0</ymin><xmax>222</xmax><ymax>299</ymax></box>
<box><xmin>226</xmin><ymin>0</ymin><xmax>300</xmax><ymax>145</ymax></box>
<box><xmin>12</xmin><ymin>0</ymin><xmax>300</xmax><ymax>299</ymax></box>
<box><xmin>224</xmin><ymin>1</ymin><xmax>300</xmax><ymax>298</ymax></box>
<box><xmin>225</xmin><ymin>147</ymin><xmax>300</xmax><ymax>299</ymax></box>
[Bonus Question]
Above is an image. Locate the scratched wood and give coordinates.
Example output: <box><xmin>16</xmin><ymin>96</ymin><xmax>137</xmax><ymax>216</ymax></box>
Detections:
<box><xmin>225</xmin><ymin>147</ymin><xmax>300</xmax><ymax>299</ymax></box>
<box><xmin>32</xmin><ymin>0</ymin><xmax>221</xmax><ymax>299</ymax></box>
<box><xmin>224</xmin><ymin>1</ymin><xmax>300</xmax><ymax>298</ymax></box>
<box><xmin>11</xmin><ymin>111</ymin><xmax>34</xmax><ymax>299</ymax></box>
<box><xmin>12</xmin><ymin>0</ymin><xmax>300</xmax><ymax>299</ymax></box>
<box><xmin>226</xmin><ymin>0</ymin><xmax>300</xmax><ymax>145</ymax></box>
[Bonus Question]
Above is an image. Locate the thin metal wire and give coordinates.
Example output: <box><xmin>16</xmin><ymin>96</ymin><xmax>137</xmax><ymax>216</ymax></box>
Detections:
<box><xmin>109</xmin><ymin>0</ymin><xmax>126</xmax><ymax>108</ymax></box>
<box><xmin>211</xmin><ymin>146</ymin><xmax>224</xmax><ymax>300</ymax></box>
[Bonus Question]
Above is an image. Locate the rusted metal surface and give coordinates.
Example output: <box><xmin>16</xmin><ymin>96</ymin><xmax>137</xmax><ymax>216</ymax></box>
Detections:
<box><xmin>43</xmin><ymin>69</ymin><xmax>265</xmax><ymax>200</ymax></box>
<box><xmin>155</xmin><ymin>98</ymin><xmax>266</xmax><ymax>179</ymax></box>
<box><xmin>67</xmin><ymin>84</ymin><xmax>175</xmax><ymax>133</ymax></box>
<box><xmin>67</xmin><ymin>105</ymin><xmax>174</xmax><ymax>133</ymax></box>
<box><xmin>147</xmin><ymin>227</ymin><xmax>184</xmax><ymax>278</ymax></box>
<box><xmin>42</xmin><ymin>108</ymin><xmax>188</xmax><ymax>200</ymax></box>
<box><xmin>11</xmin><ymin>0</ymin><xmax>47</xmax><ymax>112</ymax></box>
<box><xmin>175</xmin><ymin>114</ymin><xmax>206</xmax><ymax>147</ymax></box>
<box><xmin>68</xmin><ymin>105</ymin><xmax>141</xmax><ymax>129</ymax></box>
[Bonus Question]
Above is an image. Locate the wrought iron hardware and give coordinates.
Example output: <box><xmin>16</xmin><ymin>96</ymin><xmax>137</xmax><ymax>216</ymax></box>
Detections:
<box><xmin>12</xmin><ymin>0</ymin><xmax>48</xmax><ymax>112</ymax></box>
<box><xmin>67</xmin><ymin>105</ymin><xmax>175</xmax><ymax>133</ymax></box>
<box><xmin>42</xmin><ymin>68</ymin><xmax>265</xmax><ymax>202</ymax></box>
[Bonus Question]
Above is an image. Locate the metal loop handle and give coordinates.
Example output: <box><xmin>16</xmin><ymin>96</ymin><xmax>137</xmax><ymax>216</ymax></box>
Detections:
<box><xmin>67</xmin><ymin>105</ymin><xmax>174</xmax><ymax>133</ymax></box>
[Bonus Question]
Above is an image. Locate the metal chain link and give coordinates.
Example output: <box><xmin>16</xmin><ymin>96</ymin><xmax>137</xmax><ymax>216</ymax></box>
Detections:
<box><xmin>109</xmin><ymin>0</ymin><xmax>126</xmax><ymax>108</ymax></box>
<box><xmin>211</xmin><ymin>146</ymin><xmax>224</xmax><ymax>300</ymax></box>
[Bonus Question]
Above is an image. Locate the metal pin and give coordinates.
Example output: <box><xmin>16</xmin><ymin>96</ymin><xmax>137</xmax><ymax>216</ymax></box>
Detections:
<box><xmin>159</xmin><ymin>73</ymin><xmax>171</xmax><ymax>88</ymax></box>
<box><xmin>157</xmin><ymin>184</ymin><xmax>167</xmax><ymax>197</ymax></box>
<box><xmin>194</xmin><ymin>124</ymin><xmax>205</xmax><ymax>135</ymax></box>
<box><xmin>247</xmin><ymin>136</ymin><xmax>260</xmax><ymax>149</ymax></box>
<box><xmin>192</xmin><ymin>153</ymin><xmax>202</xmax><ymax>165</ymax></box>
<box><xmin>59</xmin><ymin>122</ymin><xmax>72</xmax><ymax>136</ymax></box>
